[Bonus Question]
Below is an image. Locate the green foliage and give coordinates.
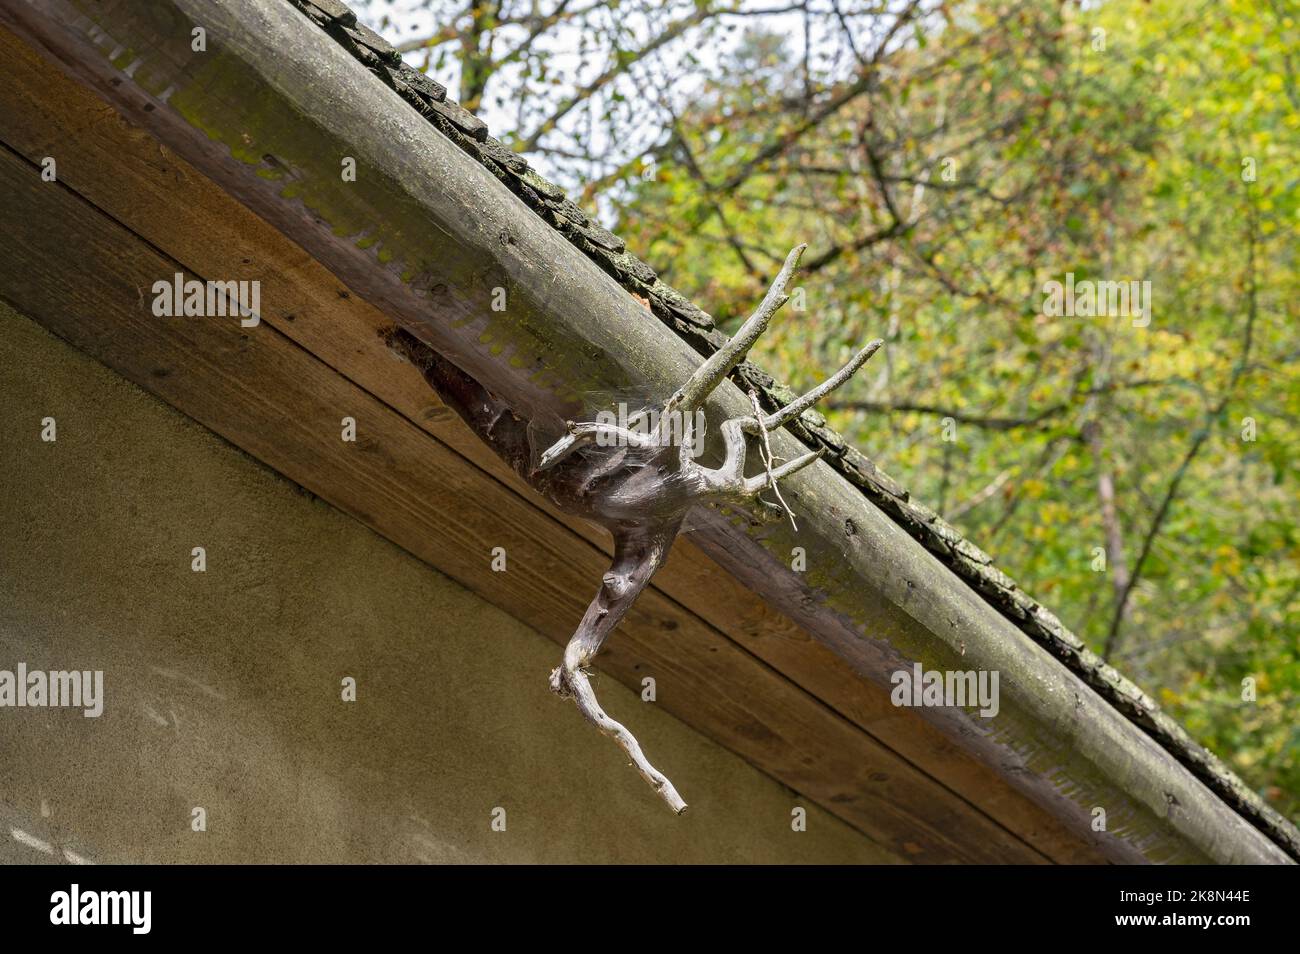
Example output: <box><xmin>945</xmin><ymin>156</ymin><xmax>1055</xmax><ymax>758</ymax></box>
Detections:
<box><xmin>606</xmin><ymin>0</ymin><xmax>1300</xmax><ymax>821</ymax></box>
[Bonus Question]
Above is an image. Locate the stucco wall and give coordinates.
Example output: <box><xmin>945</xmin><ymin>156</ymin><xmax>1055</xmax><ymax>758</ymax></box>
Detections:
<box><xmin>0</xmin><ymin>302</ymin><xmax>889</xmax><ymax>864</ymax></box>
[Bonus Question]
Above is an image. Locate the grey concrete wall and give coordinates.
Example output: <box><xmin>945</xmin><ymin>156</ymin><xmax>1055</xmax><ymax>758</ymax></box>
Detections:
<box><xmin>0</xmin><ymin>302</ymin><xmax>890</xmax><ymax>864</ymax></box>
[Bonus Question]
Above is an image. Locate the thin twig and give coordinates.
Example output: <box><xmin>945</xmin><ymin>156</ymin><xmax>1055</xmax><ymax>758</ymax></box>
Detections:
<box><xmin>749</xmin><ymin>389</ymin><xmax>797</xmax><ymax>530</ymax></box>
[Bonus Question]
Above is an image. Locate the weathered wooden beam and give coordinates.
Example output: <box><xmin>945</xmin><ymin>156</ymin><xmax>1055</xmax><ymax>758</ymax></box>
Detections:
<box><xmin>2</xmin><ymin>0</ymin><xmax>1290</xmax><ymax>862</ymax></box>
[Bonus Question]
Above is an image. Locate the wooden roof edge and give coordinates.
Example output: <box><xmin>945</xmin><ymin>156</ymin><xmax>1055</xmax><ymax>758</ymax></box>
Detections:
<box><xmin>5</xmin><ymin>0</ymin><xmax>1293</xmax><ymax>862</ymax></box>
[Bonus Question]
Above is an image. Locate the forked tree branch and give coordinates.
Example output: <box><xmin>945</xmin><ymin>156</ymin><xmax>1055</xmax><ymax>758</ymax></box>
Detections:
<box><xmin>392</xmin><ymin>242</ymin><xmax>881</xmax><ymax>811</ymax></box>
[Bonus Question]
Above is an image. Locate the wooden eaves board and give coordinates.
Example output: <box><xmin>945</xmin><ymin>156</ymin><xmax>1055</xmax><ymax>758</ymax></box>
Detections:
<box><xmin>0</xmin><ymin>24</ymin><xmax>1108</xmax><ymax>864</ymax></box>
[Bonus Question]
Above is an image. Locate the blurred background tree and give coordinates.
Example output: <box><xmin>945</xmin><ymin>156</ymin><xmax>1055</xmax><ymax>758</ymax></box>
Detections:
<box><xmin>358</xmin><ymin>0</ymin><xmax>1299</xmax><ymax>824</ymax></box>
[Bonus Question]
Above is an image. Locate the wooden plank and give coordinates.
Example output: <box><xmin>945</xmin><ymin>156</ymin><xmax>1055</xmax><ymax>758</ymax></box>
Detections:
<box><xmin>0</xmin><ymin>142</ymin><xmax>1069</xmax><ymax>863</ymax></box>
<box><xmin>0</xmin><ymin>25</ymin><xmax>1104</xmax><ymax>861</ymax></box>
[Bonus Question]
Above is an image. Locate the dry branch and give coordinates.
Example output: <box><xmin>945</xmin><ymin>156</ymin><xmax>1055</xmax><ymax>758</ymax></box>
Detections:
<box><xmin>393</xmin><ymin>244</ymin><xmax>880</xmax><ymax>811</ymax></box>
<box><xmin>525</xmin><ymin>243</ymin><xmax>881</xmax><ymax>809</ymax></box>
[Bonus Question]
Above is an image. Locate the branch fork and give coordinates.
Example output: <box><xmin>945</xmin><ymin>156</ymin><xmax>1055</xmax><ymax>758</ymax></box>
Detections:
<box><xmin>390</xmin><ymin>242</ymin><xmax>881</xmax><ymax>813</ymax></box>
<box><xmin>534</xmin><ymin>243</ymin><xmax>884</xmax><ymax>811</ymax></box>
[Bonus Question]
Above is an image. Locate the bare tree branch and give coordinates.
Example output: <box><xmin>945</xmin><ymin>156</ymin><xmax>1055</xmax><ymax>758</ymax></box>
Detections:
<box><xmin>392</xmin><ymin>242</ymin><xmax>879</xmax><ymax>809</ymax></box>
<box><xmin>1103</xmin><ymin>203</ymin><xmax>1261</xmax><ymax>658</ymax></box>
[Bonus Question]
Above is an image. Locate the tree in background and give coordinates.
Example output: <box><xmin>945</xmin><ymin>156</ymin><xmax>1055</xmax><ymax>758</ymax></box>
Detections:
<box><xmin>361</xmin><ymin>0</ymin><xmax>1299</xmax><ymax>823</ymax></box>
